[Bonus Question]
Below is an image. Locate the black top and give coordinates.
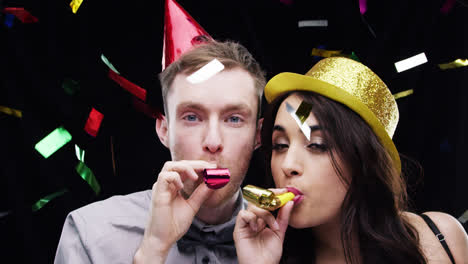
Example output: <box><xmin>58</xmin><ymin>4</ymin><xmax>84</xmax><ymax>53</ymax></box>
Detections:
<box><xmin>420</xmin><ymin>214</ymin><xmax>456</xmax><ymax>264</ymax></box>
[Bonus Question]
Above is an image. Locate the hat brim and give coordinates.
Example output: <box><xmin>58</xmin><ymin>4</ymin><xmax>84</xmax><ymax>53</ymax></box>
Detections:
<box><xmin>265</xmin><ymin>72</ymin><xmax>401</xmax><ymax>172</ymax></box>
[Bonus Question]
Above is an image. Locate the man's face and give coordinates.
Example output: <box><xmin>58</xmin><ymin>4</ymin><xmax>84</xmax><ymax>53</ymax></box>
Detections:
<box><xmin>160</xmin><ymin>67</ymin><xmax>261</xmax><ymax>208</ymax></box>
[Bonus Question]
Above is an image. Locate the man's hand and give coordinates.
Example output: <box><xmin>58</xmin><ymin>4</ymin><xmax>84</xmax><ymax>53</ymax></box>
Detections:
<box><xmin>233</xmin><ymin>189</ymin><xmax>293</xmax><ymax>264</ymax></box>
<box><xmin>134</xmin><ymin>160</ymin><xmax>216</xmax><ymax>264</ymax></box>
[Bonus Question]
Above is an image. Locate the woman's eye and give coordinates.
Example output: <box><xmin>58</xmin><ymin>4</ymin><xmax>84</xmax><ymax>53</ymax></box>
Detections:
<box><xmin>307</xmin><ymin>143</ymin><xmax>328</xmax><ymax>152</ymax></box>
<box><xmin>272</xmin><ymin>143</ymin><xmax>288</xmax><ymax>151</ymax></box>
<box><xmin>183</xmin><ymin>114</ymin><xmax>199</xmax><ymax>122</ymax></box>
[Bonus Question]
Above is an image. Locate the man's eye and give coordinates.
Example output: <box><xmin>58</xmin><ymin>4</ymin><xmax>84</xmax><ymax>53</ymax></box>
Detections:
<box><xmin>183</xmin><ymin>114</ymin><xmax>198</xmax><ymax>122</ymax></box>
<box><xmin>227</xmin><ymin>116</ymin><xmax>242</xmax><ymax>123</ymax></box>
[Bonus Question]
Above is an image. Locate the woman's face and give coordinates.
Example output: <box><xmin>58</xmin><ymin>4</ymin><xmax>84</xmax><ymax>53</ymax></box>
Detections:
<box><xmin>271</xmin><ymin>94</ymin><xmax>349</xmax><ymax>229</ymax></box>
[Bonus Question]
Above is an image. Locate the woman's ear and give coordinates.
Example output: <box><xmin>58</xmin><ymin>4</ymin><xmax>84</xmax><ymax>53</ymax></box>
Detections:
<box><xmin>155</xmin><ymin>115</ymin><xmax>169</xmax><ymax>148</ymax></box>
<box><xmin>254</xmin><ymin>118</ymin><xmax>263</xmax><ymax>150</ymax></box>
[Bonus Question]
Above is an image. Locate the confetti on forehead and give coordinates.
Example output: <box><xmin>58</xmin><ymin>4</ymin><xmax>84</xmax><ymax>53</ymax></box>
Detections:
<box><xmin>186</xmin><ymin>58</ymin><xmax>225</xmax><ymax>84</ymax></box>
<box><xmin>285</xmin><ymin>102</ymin><xmax>311</xmax><ymax>141</ymax></box>
<box><xmin>295</xmin><ymin>101</ymin><xmax>313</xmax><ymax>124</ymax></box>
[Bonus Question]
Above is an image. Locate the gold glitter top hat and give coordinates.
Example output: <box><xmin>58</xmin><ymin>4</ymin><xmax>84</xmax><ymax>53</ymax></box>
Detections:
<box><xmin>264</xmin><ymin>57</ymin><xmax>400</xmax><ymax>172</ymax></box>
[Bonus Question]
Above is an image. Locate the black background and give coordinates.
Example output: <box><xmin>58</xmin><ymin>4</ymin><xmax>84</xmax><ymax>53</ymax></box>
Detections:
<box><xmin>1</xmin><ymin>0</ymin><xmax>467</xmax><ymax>263</ymax></box>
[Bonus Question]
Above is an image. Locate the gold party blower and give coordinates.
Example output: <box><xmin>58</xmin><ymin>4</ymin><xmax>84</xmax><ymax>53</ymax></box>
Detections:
<box><xmin>242</xmin><ymin>184</ymin><xmax>295</xmax><ymax>211</ymax></box>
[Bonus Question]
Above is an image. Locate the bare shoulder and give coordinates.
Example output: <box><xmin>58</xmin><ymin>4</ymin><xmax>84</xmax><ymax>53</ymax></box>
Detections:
<box><xmin>402</xmin><ymin>211</ymin><xmax>468</xmax><ymax>264</ymax></box>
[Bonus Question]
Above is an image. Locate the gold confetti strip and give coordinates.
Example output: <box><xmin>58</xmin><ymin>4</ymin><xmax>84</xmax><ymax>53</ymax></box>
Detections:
<box><xmin>438</xmin><ymin>59</ymin><xmax>468</xmax><ymax>70</ymax></box>
<box><xmin>311</xmin><ymin>48</ymin><xmax>342</xmax><ymax>58</ymax></box>
<box><xmin>0</xmin><ymin>105</ymin><xmax>22</xmax><ymax>118</ymax></box>
<box><xmin>295</xmin><ymin>101</ymin><xmax>313</xmax><ymax>124</ymax></box>
<box><xmin>393</xmin><ymin>89</ymin><xmax>414</xmax><ymax>100</ymax></box>
<box><xmin>70</xmin><ymin>0</ymin><xmax>84</xmax><ymax>14</ymax></box>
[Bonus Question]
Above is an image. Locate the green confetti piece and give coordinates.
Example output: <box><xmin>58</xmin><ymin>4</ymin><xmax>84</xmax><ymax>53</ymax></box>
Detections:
<box><xmin>75</xmin><ymin>145</ymin><xmax>101</xmax><ymax>195</ymax></box>
<box><xmin>35</xmin><ymin>126</ymin><xmax>72</xmax><ymax>158</ymax></box>
<box><xmin>32</xmin><ymin>189</ymin><xmax>68</xmax><ymax>212</ymax></box>
<box><xmin>349</xmin><ymin>52</ymin><xmax>360</xmax><ymax>62</ymax></box>
<box><xmin>62</xmin><ymin>78</ymin><xmax>81</xmax><ymax>95</ymax></box>
<box><xmin>76</xmin><ymin>161</ymin><xmax>101</xmax><ymax>195</ymax></box>
<box><xmin>101</xmin><ymin>54</ymin><xmax>120</xmax><ymax>74</ymax></box>
<box><xmin>295</xmin><ymin>101</ymin><xmax>313</xmax><ymax>124</ymax></box>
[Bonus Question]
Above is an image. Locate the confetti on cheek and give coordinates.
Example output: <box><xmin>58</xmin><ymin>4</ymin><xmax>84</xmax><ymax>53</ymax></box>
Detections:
<box><xmin>4</xmin><ymin>13</ymin><xmax>14</xmax><ymax>28</ymax></box>
<box><xmin>393</xmin><ymin>89</ymin><xmax>414</xmax><ymax>100</ymax></box>
<box><xmin>101</xmin><ymin>54</ymin><xmax>120</xmax><ymax>74</ymax></box>
<box><xmin>69</xmin><ymin>0</ymin><xmax>84</xmax><ymax>14</ymax></box>
<box><xmin>186</xmin><ymin>59</ymin><xmax>224</xmax><ymax>84</ymax></box>
<box><xmin>3</xmin><ymin>7</ymin><xmax>38</xmax><ymax>23</ymax></box>
<box><xmin>75</xmin><ymin>145</ymin><xmax>101</xmax><ymax>195</ymax></box>
<box><xmin>285</xmin><ymin>102</ymin><xmax>311</xmax><ymax>141</ymax></box>
<box><xmin>0</xmin><ymin>105</ymin><xmax>22</xmax><ymax>118</ymax></box>
<box><xmin>295</xmin><ymin>101</ymin><xmax>313</xmax><ymax>124</ymax></box>
<box><xmin>394</xmin><ymin>53</ymin><xmax>428</xmax><ymax>73</ymax></box>
<box><xmin>32</xmin><ymin>189</ymin><xmax>68</xmax><ymax>212</ymax></box>
<box><xmin>438</xmin><ymin>59</ymin><xmax>468</xmax><ymax>70</ymax></box>
<box><xmin>84</xmin><ymin>108</ymin><xmax>104</xmax><ymax>137</ymax></box>
<box><xmin>298</xmin><ymin>20</ymin><xmax>328</xmax><ymax>28</ymax></box>
<box><xmin>108</xmin><ymin>69</ymin><xmax>147</xmax><ymax>101</ymax></box>
<box><xmin>359</xmin><ymin>0</ymin><xmax>367</xmax><ymax>14</ymax></box>
<box><xmin>34</xmin><ymin>126</ymin><xmax>72</xmax><ymax>159</ymax></box>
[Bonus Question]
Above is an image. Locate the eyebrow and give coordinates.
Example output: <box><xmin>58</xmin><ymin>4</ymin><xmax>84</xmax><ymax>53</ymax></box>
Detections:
<box><xmin>176</xmin><ymin>102</ymin><xmax>252</xmax><ymax>116</ymax></box>
<box><xmin>273</xmin><ymin>124</ymin><xmax>321</xmax><ymax>133</ymax></box>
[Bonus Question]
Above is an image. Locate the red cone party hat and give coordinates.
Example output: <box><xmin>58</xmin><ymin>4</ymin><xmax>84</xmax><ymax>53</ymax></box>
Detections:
<box><xmin>162</xmin><ymin>0</ymin><xmax>213</xmax><ymax>70</ymax></box>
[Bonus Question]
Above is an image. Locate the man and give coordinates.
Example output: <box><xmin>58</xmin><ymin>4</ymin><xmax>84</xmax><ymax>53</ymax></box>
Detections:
<box><xmin>54</xmin><ymin>40</ymin><xmax>266</xmax><ymax>264</ymax></box>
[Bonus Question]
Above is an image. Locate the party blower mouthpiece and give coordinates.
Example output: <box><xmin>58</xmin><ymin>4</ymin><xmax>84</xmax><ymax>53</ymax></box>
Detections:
<box><xmin>242</xmin><ymin>185</ymin><xmax>295</xmax><ymax>211</ymax></box>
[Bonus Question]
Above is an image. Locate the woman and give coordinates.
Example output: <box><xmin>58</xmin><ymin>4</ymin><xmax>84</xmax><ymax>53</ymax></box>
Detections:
<box><xmin>233</xmin><ymin>57</ymin><xmax>468</xmax><ymax>263</ymax></box>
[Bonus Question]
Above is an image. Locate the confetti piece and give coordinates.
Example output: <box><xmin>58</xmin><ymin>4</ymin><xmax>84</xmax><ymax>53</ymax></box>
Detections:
<box><xmin>101</xmin><ymin>54</ymin><xmax>120</xmax><ymax>74</ymax></box>
<box><xmin>349</xmin><ymin>52</ymin><xmax>360</xmax><ymax>62</ymax></box>
<box><xmin>438</xmin><ymin>59</ymin><xmax>468</xmax><ymax>70</ymax></box>
<box><xmin>298</xmin><ymin>20</ymin><xmax>328</xmax><ymax>28</ymax></box>
<box><xmin>75</xmin><ymin>145</ymin><xmax>101</xmax><ymax>195</ymax></box>
<box><xmin>359</xmin><ymin>0</ymin><xmax>367</xmax><ymax>14</ymax></box>
<box><xmin>186</xmin><ymin>59</ymin><xmax>225</xmax><ymax>84</ymax></box>
<box><xmin>4</xmin><ymin>13</ymin><xmax>14</xmax><ymax>28</ymax></box>
<box><xmin>394</xmin><ymin>53</ymin><xmax>428</xmax><ymax>73</ymax></box>
<box><xmin>295</xmin><ymin>101</ymin><xmax>313</xmax><ymax>124</ymax></box>
<box><xmin>108</xmin><ymin>69</ymin><xmax>147</xmax><ymax>101</ymax></box>
<box><xmin>393</xmin><ymin>89</ymin><xmax>414</xmax><ymax>100</ymax></box>
<box><xmin>3</xmin><ymin>7</ymin><xmax>38</xmax><ymax>23</ymax></box>
<box><xmin>62</xmin><ymin>78</ymin><xmax>81</xmax><ymax>95</ymax></box>
<box><xmin>286</xmin><ymin>102</ymin><xmax>311</xmax><ymax>140</ymax></box>
<box><xmin>84</xmin><ymin>108</ymin><xmax>104</xmax><ymax>137</ymax></box>
<box><xmin>35</xmin><ymin>126</ymin><xmax>72</xmax><ymax>159</ymax></box>
<box><xmin>0</xmin><ymin>105</ymin><xmax>22</xmax><ymax>118</ymax></box>
<box><xmin>69</xmin><ymin>0</ymin><xmax>83</xmax><ymax>14</ymax></box>
<box><xmin>311</xmin><ymin>48</ymin><xmax>342</xmax><ymax>58</ymax></box>
<box><xmin>132</xmin><ymin>97</ymin><xmax>162</xmax><ymax>119</ymax></box>
<box><xmin>32</xmin><ymin>189</ymin><xmax>68</xmax><ymax>212</ymax></box>
<box><xmin>280</xmin><ymin>0</ymin><xmax>294</xmax><ymax>5</ymax></box>
<box><xmin>0</xmin><ymin>211</ymin><xmax>11</xmax><ymax>218</ymax></box>
<box><xmin>458</xmin><ymin>210</ymin><xmax>468</xmax><ymax>223</ymax></box>
<box><xmin>440</xmin><ymin>0</ymin><xmax>456</xmax><ymax>14</ymax></box>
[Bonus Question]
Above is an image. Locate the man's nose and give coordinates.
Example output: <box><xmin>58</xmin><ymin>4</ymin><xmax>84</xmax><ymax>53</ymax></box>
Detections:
<box><xmin>281</xmin><ymin>146</ymin><xmax>303</xmax><ymax>177</ymax></box>
<box><xmin>203</xmin><ymin>118</ymin><xmax>223</xmax><ymax>154</ymax></box>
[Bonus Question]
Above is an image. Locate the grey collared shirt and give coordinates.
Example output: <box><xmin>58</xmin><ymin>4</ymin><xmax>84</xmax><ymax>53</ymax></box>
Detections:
<box><xmin>54</xmin><ymin>190</ymin><xmax>246</xmax><ymax>264</ymax></box>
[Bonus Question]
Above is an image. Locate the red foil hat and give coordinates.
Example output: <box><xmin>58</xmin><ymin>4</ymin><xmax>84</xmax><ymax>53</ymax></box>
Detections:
<box><xmin>162</xmin><ymin>0</ymin><xmax>213</xmax><ymax>70</ymax></box>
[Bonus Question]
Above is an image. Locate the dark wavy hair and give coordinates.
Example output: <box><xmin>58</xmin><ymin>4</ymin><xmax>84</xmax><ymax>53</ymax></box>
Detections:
<box><xmin>261</xmin><ymin>91</ymin><xmax>427</xmax><ymax>264</ymax></box>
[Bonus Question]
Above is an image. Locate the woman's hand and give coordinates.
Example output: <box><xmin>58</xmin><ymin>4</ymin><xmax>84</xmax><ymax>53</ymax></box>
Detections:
<box><xmin>234</xmin><ymin>189</ymin><xmax>294</xmax><ymax>264</ymax></box>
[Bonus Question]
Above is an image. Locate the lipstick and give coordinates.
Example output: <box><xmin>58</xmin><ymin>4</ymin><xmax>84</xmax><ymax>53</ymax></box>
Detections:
<box><xmin>242</xmin><ymin>185</ymin><xmax>295</xmax><ymax>211</ymax></box>
<box><xmin>203</xmin><ymin>168</ymin><xmax>230</xmax><ymax>189</ymax></box>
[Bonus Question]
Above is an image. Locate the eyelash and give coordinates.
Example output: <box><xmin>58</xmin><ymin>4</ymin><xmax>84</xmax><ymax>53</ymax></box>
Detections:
<box><xmin>271</xmin><ymin>143</ymin><xmax>328</xmax><ymax>152</ymax></box>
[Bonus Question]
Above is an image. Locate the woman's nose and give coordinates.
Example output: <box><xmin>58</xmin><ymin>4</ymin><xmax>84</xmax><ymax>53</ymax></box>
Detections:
<box><xmin>281</xmin><ymin>147</ymin><xmax>303</xmax><ymax>177</ymax></box>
